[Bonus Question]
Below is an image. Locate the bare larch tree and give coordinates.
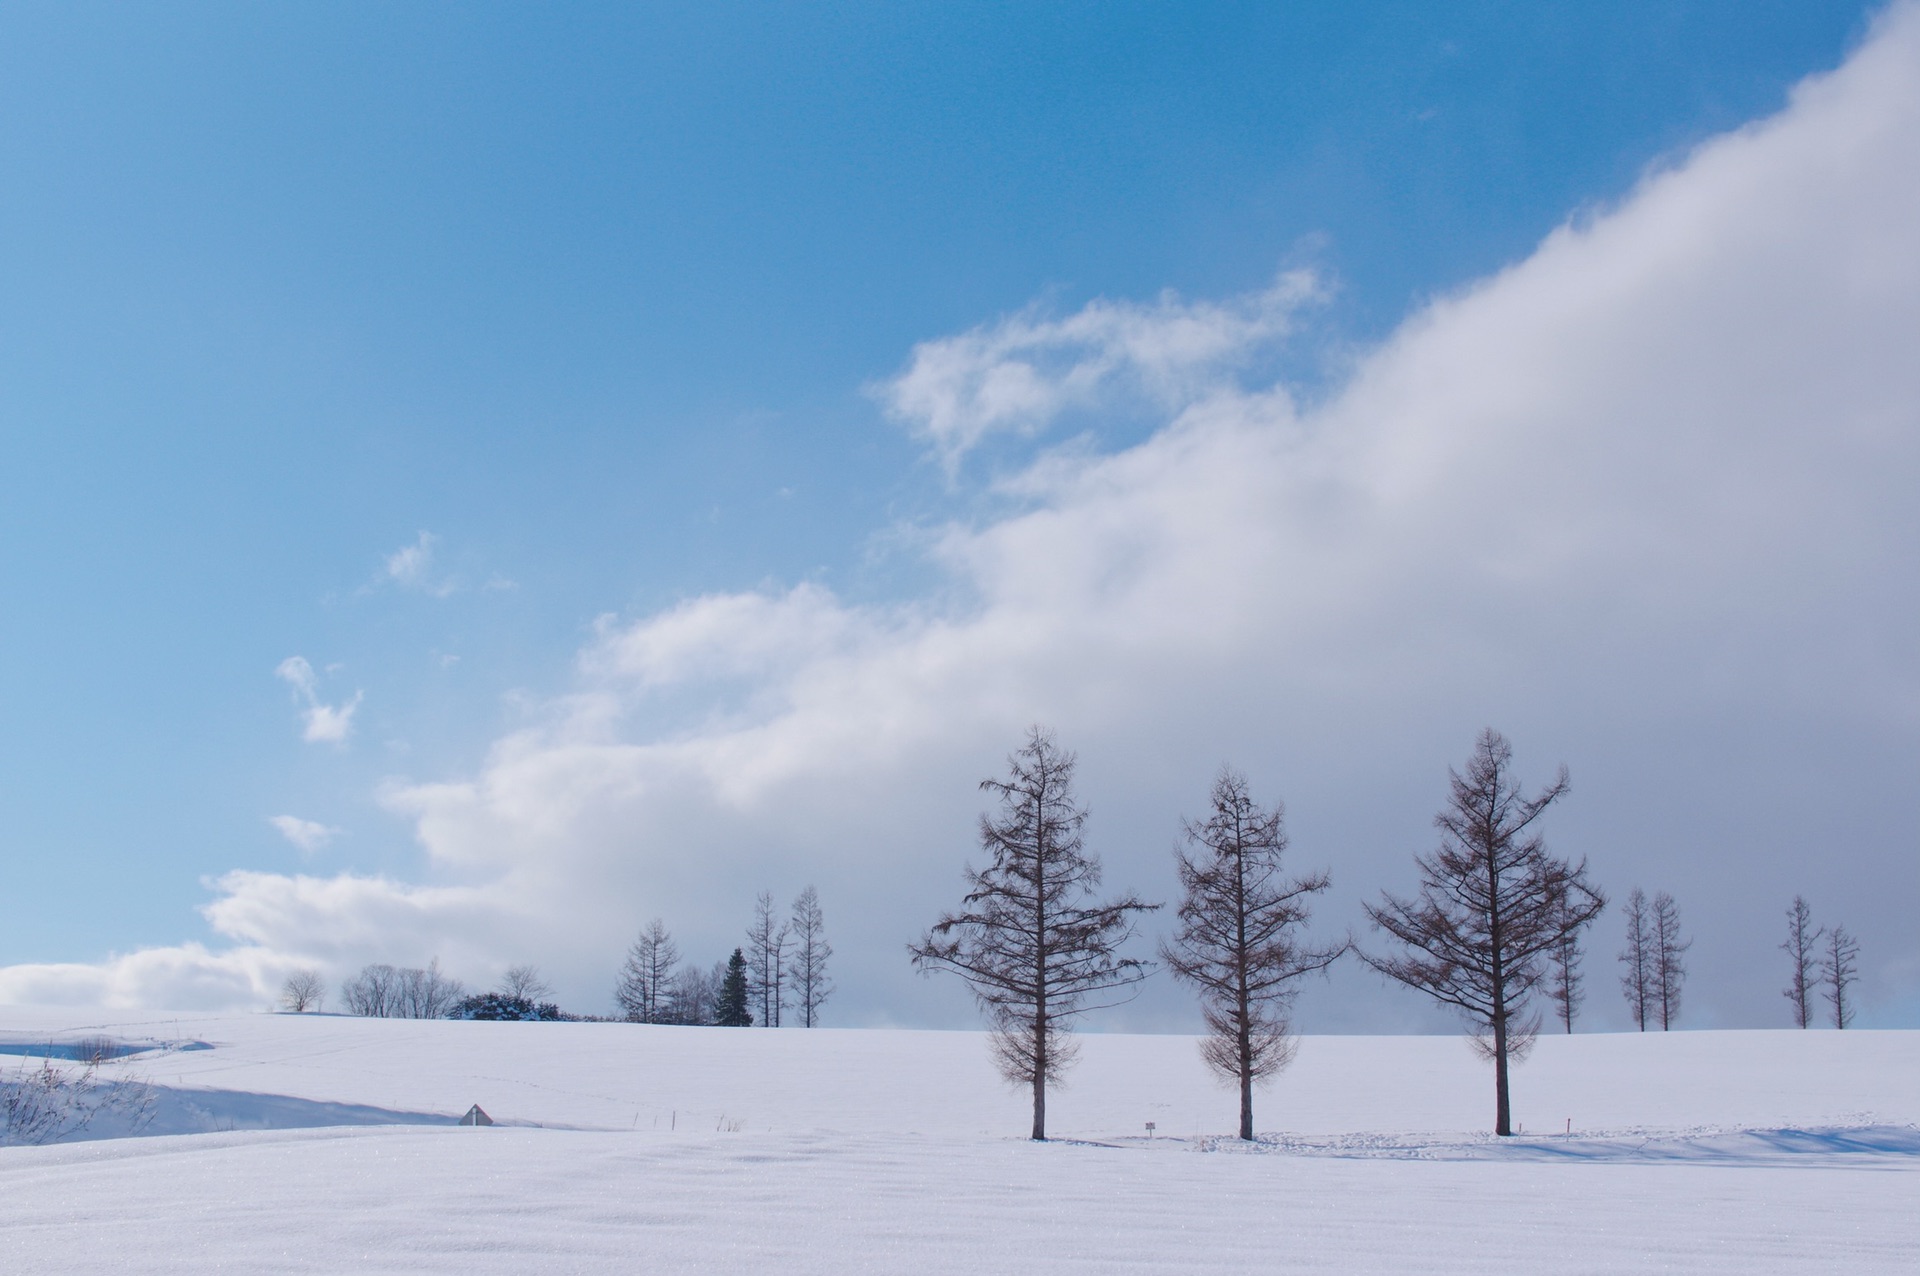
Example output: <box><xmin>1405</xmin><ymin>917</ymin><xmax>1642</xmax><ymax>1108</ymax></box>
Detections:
<box><xmin>1363</xmin><ymin>729</ymin><xmax>1605</xmax><ymax>1137</ymax></box>
<box><xmin>1619</xmin><ymin>888</ymin><xmax>1652</xmax><ymax>1031</ymax></box>
<box><xmin>789</xmin><ymin>885</ymin><xmax>834</xmax><ymax>1027</ymax></box>
<box><xmin>1822</xmin><ymin>925</ymin><xmax>1859</xmax><ymax>1029</ymax></box>
<box><xmin>1650</xmin><ymin>891</ymin><xmax>1690</xmax><ymax>1030</ymax></box>
<box><xmin>616</xmin><ymin>919</ymin><xmax>680</xmax><ymax>1023</ymax></box>
<box><xmin>1161</xmin><ymin>768</ymin><xmax>1343</xmax><ymax>1140</ymax></box>
<box><xmin>1782</xmin><ymin>896</ymin><xmax>1823</xmax><ymax>1029</ymax></box>
<box><xmin>910</xmin><ymin>728</ymin><xmax>1157</xmax><ymax>1141</ymax></box>
<box><xmin>746</xmin><ymin>892</ymin><xmax>791</xmax><ymax>1027</ymax></box>
<box><xmin>1546</xmin><ymin>917</ymin><xmax>1586</xmax><ymax>1034</ymax></box>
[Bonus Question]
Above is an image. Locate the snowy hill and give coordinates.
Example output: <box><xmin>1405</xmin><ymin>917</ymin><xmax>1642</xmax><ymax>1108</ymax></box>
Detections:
<box><xmin>1</xmin><ymin>1010</ymin><xmax>1915</xmax><ymax>1271</ymax></box>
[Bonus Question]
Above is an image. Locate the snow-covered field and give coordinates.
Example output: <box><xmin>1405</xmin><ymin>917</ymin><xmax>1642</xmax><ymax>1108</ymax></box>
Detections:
<box><xmin>1</xmin><ymin>1010</ymin><xmax>1915</xmax><ymax>1272</ymax></box>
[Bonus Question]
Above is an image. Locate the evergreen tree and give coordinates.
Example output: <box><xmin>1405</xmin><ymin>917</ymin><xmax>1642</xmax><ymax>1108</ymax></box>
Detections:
<box><xmin>715</xmin><ymin>948</ymin><xmax>752</xmax><ymax>1027</ymax></box>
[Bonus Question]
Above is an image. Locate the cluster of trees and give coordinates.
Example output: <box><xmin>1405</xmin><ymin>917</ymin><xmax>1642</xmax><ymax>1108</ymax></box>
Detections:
<box><xmin>1618</xmin><ymin>889</ymin><xmax>1689</xmax><ymax>1031</ymax></box>
<box><xmin>915</xmin><ymin>726</ymin><xmax>1870</xmax><ymax>1143</ymax></box>
<box><xmin>280</xmin><ymin>962</ymin><xmax>569</xmax><ymax>1021</ymax></box>
<box><xmin>616</xmin><ymin>886</ymin><xmax>833</xmax><ymax>1028</ymax></box>
<box><xmin>1783</xmin><ymin>896</ymin><xmax>1860</xmax><ymax>1029</ymax></box>
<box><xmin>912</xmin><ymin>728</ymin><xmax>1352</xmax><ymax>1143</ymax></box>
<box><xmin>338</xmin><ymin>959</ymin><xmax>467</xmax><ymax>1019</ymax></box>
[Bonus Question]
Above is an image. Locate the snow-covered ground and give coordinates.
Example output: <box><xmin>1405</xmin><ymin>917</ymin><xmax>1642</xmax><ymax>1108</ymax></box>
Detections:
<box><xmin>1</xmin><ymin>1010</ymin><xmax>1915</xmax><ymax>1271</ymax></box>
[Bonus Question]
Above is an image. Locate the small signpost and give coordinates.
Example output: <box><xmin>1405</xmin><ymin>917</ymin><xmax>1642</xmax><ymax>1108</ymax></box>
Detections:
<box><xmin>1144</xmin><ymin>1122</ymin><xmax>1156</xmax><ymax>1141</ymax></box>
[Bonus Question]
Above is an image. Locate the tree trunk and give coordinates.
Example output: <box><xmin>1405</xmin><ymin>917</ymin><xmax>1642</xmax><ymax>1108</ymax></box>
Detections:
<box><xmin>1031</xmin><ymin>1003</ymin><xmax>1048</xmax><ymax>1141</ymax></box>
<box><xmin>1492</xmin><ymin>1012</ymin><xmax>1511</xmax><ymax>1137</ymax></box>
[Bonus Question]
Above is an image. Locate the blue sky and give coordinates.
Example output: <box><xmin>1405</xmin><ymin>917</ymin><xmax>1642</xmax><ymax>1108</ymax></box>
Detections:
<box><xmin>2</xmin><ymin>3</ymin><xmax>1911</xmax><ymax>1028</ymax></box>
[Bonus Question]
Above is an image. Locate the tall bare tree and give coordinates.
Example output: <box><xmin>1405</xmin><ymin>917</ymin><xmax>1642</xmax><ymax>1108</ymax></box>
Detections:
<box><xmin>1363</xmin><ymin>729</ymin><xmax>1604</xmax><ymax>1137</ymax></box>
<box><xmin>1650</xmin><ymin>891</ymin><xmax>1690</xmax><ymax>1030</ymax></box>
<box><xmin>746</xmin><ymin>891</ymin><xmax>791</xmax><ymax>1028</ymax></box>
<box><xmin>1782</xmin><ymin>896</ymin><xmax>1823</xmax><ymax>1029</ymax></box>
<box><xmin>1822</xmin><ymin>925</ymin><xmax>1859</xmax><ymax>1029</ymax></box>
<box><xmin>1619</xmin><ymin>888</ymin><xmax>1652</xmax><ymax>1031</ymax></box>
<box><xmin>1162</xmin><ymin>768</ymin><xmax>1342</xmax><ymax>1140</ymax></box>
<box><xmin>1546</xmin><ymin>922</ymin><xmax>1585</xmax><ymax>1033</ymax></box>
<box><xmin>789</xmin><ymin>886</ymin><xmax>833</xmax><ymax>1027</ymax></box>
<box><xmin>616</xmin><ymin>919</ymin><xmax>680</xmax><ymax>1023</ymax></box>
<box><xmin>910</xmin><ymin>728</ymin><xmax>1157</xmax><ymax>1141</ymax></box>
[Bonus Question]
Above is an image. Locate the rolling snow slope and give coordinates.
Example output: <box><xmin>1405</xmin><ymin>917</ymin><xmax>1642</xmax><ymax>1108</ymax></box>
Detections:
<box><xmin>0</xmin><ymin>1011</ymin><xmax>1915</xmax><ymax>1272</ymax></box>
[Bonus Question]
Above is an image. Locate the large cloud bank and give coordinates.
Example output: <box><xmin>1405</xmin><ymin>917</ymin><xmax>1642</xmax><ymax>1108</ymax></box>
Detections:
<box><xmin>7</xmin><ymin>6</ymin><xmax>1918</xmax><ymax>1027</ymax></box>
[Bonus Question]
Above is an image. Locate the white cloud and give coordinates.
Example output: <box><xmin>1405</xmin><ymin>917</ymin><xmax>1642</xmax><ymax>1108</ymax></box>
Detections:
<box><xmin>13</xmin><ymin>7</ymin><xmax>1920</xmax><ymax>1021</ymax></box>
<box><xmin>876</xmin><ymin>269</ymin><xmax>1324</xmax><ymax>470</ymax></box>
<box><xmin>385</xmin><ymin>531</ymin><xmax>435</xmax><ymax>587</ymax></box>
<box><xmin>379</xmin><ymin>531</ymin><xmax>461</xmax><ymax>597</ymax></box>
<box><xmin>275</xmin><ymin>655</ymin><xmax>363</xmax><ymax>745</ymax></box>
<box><xmin>268</xmin><ymin>815</ymin><xmax>343</xmax><ymax>854</ymax></box>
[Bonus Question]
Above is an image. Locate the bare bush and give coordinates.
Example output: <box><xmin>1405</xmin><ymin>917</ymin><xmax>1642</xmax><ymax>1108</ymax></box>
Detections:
<box><xmin>498</xmin><ymin>965</ymin><xmax>552</xmax><ymax>1004</ymax></box>
<box><xmin>281</xmin><ymin>969</ymin><xmax>327</xmax><ymax>1013</ymax></box>
<box><xmin>1</xmin><ymin>1058</ymin><xmax>156</xmax><ymax>1146</ymax></box>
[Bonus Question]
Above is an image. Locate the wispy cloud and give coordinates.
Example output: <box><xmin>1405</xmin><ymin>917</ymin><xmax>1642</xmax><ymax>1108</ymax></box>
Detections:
<box><xmin>274</xmin><ymin>656</ymin><xmax>362</xmax><ymax>745</ymax></box>
<box><xmin>268</xmin><ymin>815</ymin><xmax>343</xmax><ymax>854</ymax></box>
<box><xmin>875</xmin><ymin>270</ymin><xmax>1323</xmax><ymax>470</ymax></box>
<box><xmin>381</xmin><ymin>531</ymin><xmax>458</xmax><ymax>597</ymax></box>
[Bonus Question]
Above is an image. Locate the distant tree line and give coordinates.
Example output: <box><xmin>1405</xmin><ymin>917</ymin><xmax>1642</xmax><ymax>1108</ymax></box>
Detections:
<box><xmin>273</xmin><ymin>722</ymin><xmax>1870</xmax><ymax>1145</ymax></box>
<box><xmin>615</xmin><ymin>885</ymin><xmax>833</xmax><ymax>1028</ymax></box>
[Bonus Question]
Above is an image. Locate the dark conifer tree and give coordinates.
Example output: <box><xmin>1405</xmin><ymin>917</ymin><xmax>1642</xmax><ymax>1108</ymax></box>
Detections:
<box><xmin>715</xmin><ymin>949</ymin><xmax>752</xmax><ymax>1027</ymax></box>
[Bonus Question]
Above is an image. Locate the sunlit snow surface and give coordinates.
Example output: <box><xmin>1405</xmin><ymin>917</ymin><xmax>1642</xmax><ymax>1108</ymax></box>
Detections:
<box><xmin>0</xmin><ymin>1013</ymin><xmax>1915</xmax><ymax>1272</ymax></box>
